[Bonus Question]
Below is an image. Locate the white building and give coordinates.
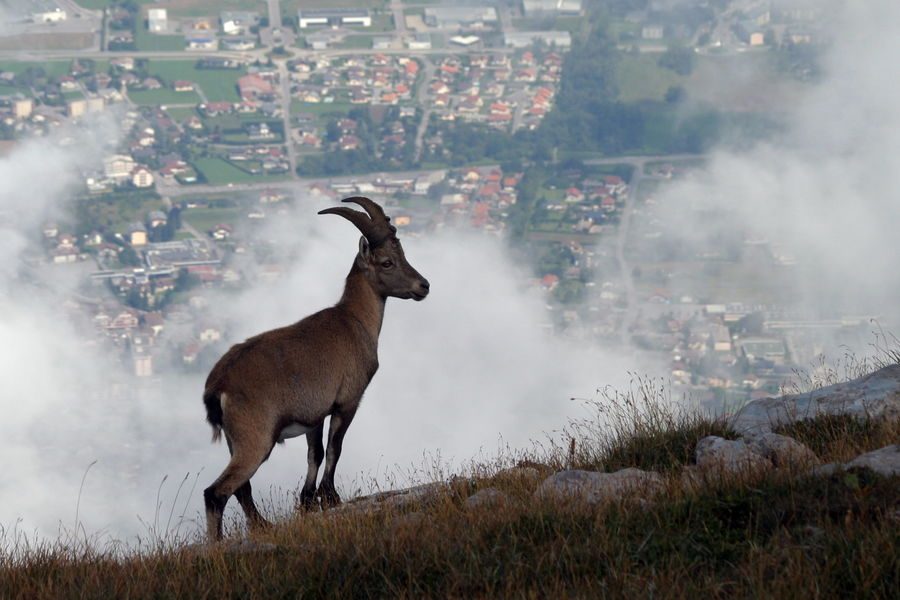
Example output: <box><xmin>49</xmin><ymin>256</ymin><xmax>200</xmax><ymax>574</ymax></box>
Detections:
<box><xmin>298</xmin><ymin>8</ymin><xmax>371</xmax><ymax>28</ymax></box>
<box><xmin>32</xmin><ymin>8</ymin><xmax>66</xmax><ymax>24</ymax></box>
<box><xmin>132</xmin><ymin>166</ymin><xmax>154</xmax><ymax>189</ymax></box>
<box><xmin>148</xmin><ymin>8</ymin><xmax>168</xmax><ymax>33</ymax></box>
<box><xmin>503</xmin><ymin>30</ymin><xmax>572</xmax><ymax>48</ymax></box>
<box><xmin>104</xmin><ymin>154</ymin><xmax>136</xmax><ymax>182</ymax></box>
<box><xmin>522</xmin><ymin>0</ymin><xmax>583</xmax><ymax>17</ymax></box>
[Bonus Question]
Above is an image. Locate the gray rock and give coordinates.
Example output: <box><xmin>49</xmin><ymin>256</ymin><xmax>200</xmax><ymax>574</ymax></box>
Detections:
<box><xmin>746</xmin><ymin>432</ymin><xmax>820</xmax><ymax>469</ymax></box>
<box><xmin>730</xmin><ymin>364</ymin><xmax>900</xmax><ymax>435</ymax></box>
<box><xmin>695</xmin><ymin>436</ymin><xmax>771</xmax><ymax>474</ymax></box>
<box><xmin>534</xmin><ymin>468</ymin><xmax>665</xmax><ymax>505</ymax></box>
<box><xmin>465</xmin><ymin>487</ymin><xmax>508</xmax><ymax>510</ymax></box>
<box><xmin>811</xmin><ymin>462</ymin><xmax>841</xmax><ymax>477</ymax></box>
<box><xmin>381</xmin><ymin>482</ymin><xmax>446</xmax><ymax>510</ymax></box>
<box><xmin>844</xmin><ymin>444</ymin><xmax>900</xmax><ymax>476</ymax></box>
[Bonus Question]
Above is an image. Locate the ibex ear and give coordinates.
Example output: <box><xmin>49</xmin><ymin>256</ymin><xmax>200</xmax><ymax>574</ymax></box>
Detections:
<box><xmin>357</xmin><ymin>236</ymin><xmax>371</xmax><ymax>266</ymax></box>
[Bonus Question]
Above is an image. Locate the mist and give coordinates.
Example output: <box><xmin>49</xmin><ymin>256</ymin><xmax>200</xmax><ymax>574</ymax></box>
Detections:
<box><xmin>653</xmin><ymin>0</ymin><xmax>900</xmax><ymax>329</ymax></box>
<box><xmin>4</xmin><ymin>0</ymin><xmax>898</xmax><ymax>547</ymax></box>
<box><xmin>0</xmin><ymin>137</ymin><xmax>639</xmax><ymax>544</ymax></box>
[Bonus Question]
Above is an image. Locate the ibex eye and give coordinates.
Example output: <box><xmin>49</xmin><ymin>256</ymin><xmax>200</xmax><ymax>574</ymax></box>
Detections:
<box><xmin>381</xmin><ymin>260</ymin><xmax>394</xmax><ymax>268</ymax></box>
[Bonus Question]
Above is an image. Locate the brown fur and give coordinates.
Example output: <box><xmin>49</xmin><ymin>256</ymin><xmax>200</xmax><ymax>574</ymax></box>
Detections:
<box><xmin>202</xmin><ymin>198</ymin><xmax>429</xmax><ymax>541</ymax></box>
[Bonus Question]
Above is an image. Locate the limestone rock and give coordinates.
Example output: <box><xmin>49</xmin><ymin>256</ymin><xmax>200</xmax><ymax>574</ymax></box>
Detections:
<box><xmin>695</xmin><ymin>436</ymin><xmax>771</xmax><ymax>474</ymax></box>
<box><xmin>465</xmin><ymin>487</ymin><xmax>508</xmax><ymax>510</ymax></box>
<box><xmin>845</xmin><ymin>444</ymin><xmax>900</xmax><ymax>476</ymax></box>
<box><xmin>731</xmin><ymin>364</ymin><xmax>900</xmax><ymax>435</ymax></box>
<box><xmin>381</xmin><ymin>482</ymin><xmax>446</xmax><ymax>510</ymax></box>
<box><xmin>746</xmin><ymin>432</ymin><xmax>820</xmax><ymax>469</ymax></box>
<box><xmin>534</xmin><ymin>468</ymin><xmax>664</xmax><ymax>505</ymax></box>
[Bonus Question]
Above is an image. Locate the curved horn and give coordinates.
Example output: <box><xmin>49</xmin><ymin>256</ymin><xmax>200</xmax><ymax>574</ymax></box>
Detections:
<box><xmin>342</xmin><ymin>196</ymin><xmax>388</xmax><ymax>223</ymax></box>
<box><xmin>318</xmin><ymin>196</ymin><xmax>396</xmax><ymax>245</ymax></box>
<box><xmin>317</xmin><ymin>206</ymin><xmax>379</xmax><ymax>240</ymax></box>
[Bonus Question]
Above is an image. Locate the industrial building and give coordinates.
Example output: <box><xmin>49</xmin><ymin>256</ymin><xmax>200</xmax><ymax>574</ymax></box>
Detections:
<box><xmin>148</xmin><ymin>8</ymin><xmax>167</xmax><ymax>33</ymax></box>
<box><xmin>503</xmin><ymin>30</ymin><xmax>572</xmax><ymax>48</ymax></box>
<box><xmin>522</xmin><ymin>0</ymin><xmax>583</xmax><ymax>17</ymax></box>
<box><xmin>423</xmin><ymin>6</ymin><xmax>498</xmax><ymax>29</ymax></box>
<box><xmin>297</xmin><ymin>8</ymin><xmax>371</xmax><ymax>29</ymax></box>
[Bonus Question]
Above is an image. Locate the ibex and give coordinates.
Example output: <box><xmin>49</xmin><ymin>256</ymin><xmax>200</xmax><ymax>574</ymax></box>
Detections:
<box><xmin>202</xmin><ymin>197</ymin><xmax>430</xmax><ymax>541</ymax></box>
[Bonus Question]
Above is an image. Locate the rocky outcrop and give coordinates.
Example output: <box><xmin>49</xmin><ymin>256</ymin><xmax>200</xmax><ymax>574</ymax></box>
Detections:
<box><xmin>695</xmin><ymin>437</ymin><xmax>772</xmax><ymax>474</ymax></box>
<box><xmin>534</xmin><ymin>468</ymin><xmax>665</xmax><ymax>505</ymax></box>
<box><xmin>746</xmin><ymin>432</ymin><xmax>820</xmax><ymax>469</ymax></box>
<box><xmin>730</xmin><ymin>364</ymin><xmax>900</xmax><ymax>434</ymax></box>
<box><xmin>844</xmin><ymin>445</ymin><xmax>900</xmax><ymax>476</ymax></box>
<box><xmin>465</xmin><ymin>488</ymin><xmax>509</xmax><ymax>510</ymax></box>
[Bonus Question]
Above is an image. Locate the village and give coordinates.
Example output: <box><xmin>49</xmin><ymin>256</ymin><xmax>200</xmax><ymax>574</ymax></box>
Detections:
<box><xmin>0</xmin><ymin>0</ymin><xmax>844</xmax><ymax>412</ymax></box>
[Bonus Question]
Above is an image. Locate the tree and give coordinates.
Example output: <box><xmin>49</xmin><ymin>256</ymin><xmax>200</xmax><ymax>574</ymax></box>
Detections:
<box><xmin>658</xmin><ymin>46</ymin><xmax>695</xmax><ymax>75</ymax></box>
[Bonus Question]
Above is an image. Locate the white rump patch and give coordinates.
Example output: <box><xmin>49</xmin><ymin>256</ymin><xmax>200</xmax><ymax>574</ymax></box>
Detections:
<box><xmin>277</xmin><ymin>423</ymin><xmax>313</xmax><ymax>443</ymax></box>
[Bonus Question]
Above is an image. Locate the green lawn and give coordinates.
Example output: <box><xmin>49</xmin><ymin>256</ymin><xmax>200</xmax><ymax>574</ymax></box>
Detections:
<box><xmin>334</xmin><ymin>34</ymin><xmax>376</xmax><ymax>49</ymax></box>
<box><xmin>616</xmin><ymin>54</ymin><xmax>684</xmax><ymax>103</ymax></box>
<box><xmin>146</xmin><ymin>60</ymin><xmax>246</xmax><ymax>102</ymax></box>
<box><xmin>192</xmin><ymin>157</ymin><xmax>291</xmax><ymax>185</ymax></box>
<box><xmin>291</xmin><ymin>100</ymin><xmax>354</xmax><ymax>115</ymax></box>
<box><xmin>129</xmin><ymin>88</ymin><xmax>202</xmax><ymax>106</ymax></box>
<box><xmin>181</xmin><ymin>206</ymin><xmax>244</xmax><ymax>233</ymax></box>
<box><xmin>0</xmin><ymin>60</ymin><xmax>73</xmax><ymax>78</ymax></box>
<box><xmin>134</xmin><ymin>27</ymin><xmax>185</xmax><ymax>52</ymax></box>
<box><xmin>165</xmin><ymin>106</ymin><xmax>200</xmax><ymax>122</ymax></box>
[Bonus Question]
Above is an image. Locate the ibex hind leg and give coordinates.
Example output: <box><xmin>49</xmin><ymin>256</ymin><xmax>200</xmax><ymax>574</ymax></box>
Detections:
<box><xmin>235</xmin><ymin>480</ymin><xmax>272</xmax><ymax>532</ymax></box>
<box><xmin>204</xmin><ymin>440</ymin><xmax>272</xmax><ymax>541</ymax></box>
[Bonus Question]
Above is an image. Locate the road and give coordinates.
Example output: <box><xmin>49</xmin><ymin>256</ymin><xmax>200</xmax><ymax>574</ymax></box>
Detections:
<box><xmin>584</xmin><ymin>154</ymin><xmax>706</xmax><ymax>344</ymax></box>
<box><xmin>412</xmin><ymin>56</ymin><xmax>435</xmax><ymax>163</ymax></box>
<box><xmin>391</xmin><ymin>0</ymin><xmax>407</xmax><ymax>36</ymax></box>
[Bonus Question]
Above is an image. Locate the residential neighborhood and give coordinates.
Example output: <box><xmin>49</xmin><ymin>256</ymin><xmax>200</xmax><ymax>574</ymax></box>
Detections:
<box><xmin>0</xmin><ymin>0</ymin><xmax>845</xmax><ymax>411</ymax></box>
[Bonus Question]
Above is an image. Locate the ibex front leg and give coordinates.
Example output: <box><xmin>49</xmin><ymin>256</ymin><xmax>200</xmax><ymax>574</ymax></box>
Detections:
<box><xmin>298</xmin><ymin>422</ymin><xmax>325</xmax><ymax>511</ymax></box>
<box><xmin>317</xmin><ymin>408</ymin><xmax>357</xmax><ymax>508</ymax></box>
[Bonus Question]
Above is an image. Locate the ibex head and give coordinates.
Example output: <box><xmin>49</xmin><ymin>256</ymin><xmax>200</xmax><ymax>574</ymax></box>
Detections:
<box><xmin>319</xmin><ymin>197</ymin><xmax>430</xmax><ymax>301</ymax></box>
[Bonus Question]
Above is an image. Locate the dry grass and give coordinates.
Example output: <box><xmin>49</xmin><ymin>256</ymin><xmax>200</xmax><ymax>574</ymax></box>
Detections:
<box><xmin>1</xmin><ymin>376</ymin><xmax>898</xmax><ymax>598</ymax></box>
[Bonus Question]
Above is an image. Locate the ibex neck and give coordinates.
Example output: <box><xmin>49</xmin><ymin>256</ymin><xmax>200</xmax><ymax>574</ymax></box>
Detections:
<box><xmin>336</xmin><ymin>262</ymin><xmax>385</xmax><ymax>342</ymax></box>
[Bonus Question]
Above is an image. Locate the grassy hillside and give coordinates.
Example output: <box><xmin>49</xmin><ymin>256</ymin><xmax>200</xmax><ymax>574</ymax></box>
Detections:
<box><xmin>1</xmin><ymin>382</ymin><xmax>898</xmax><ymax>598</ymax></box>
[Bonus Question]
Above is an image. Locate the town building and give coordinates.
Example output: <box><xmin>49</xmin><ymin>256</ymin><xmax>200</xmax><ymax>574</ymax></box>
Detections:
<box><xmin>503</xmin><ymin>31</ymin><xmax>572</xmax><ymax>49</ymax></box>
<box><xmin>298</xmin><ymin>8</ymin><xmax>371</xmax><ymax>28</ymax></box>
<box><xmin>522</xmin><ymin>0</ymin><xmax>583</xmax><ymax>17</ymax></box>
<box><xmin>220</xmin><ymin>11</ymin><xmax>259</xmax><ymax>35</ymax></box>
<box><xmin>148</xmin><ymin>8</ymin><xmax>168</xmax><ymax>33</ymax></box>
<box><xmin>423</xmin><ymin>6</ymin><xmax>498</xmax><ymax>29</ymax></box>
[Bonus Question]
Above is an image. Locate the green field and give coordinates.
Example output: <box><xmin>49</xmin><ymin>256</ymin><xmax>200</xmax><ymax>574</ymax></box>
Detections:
<box><xmin>129</xmin><ymin>87</ymin><xmax>202</xmax><ymax>106</ymax></box>
<box><xmin>134</xmin><ymin>27</ymin><xmax>185</xmax><ymax>52</ymax></box>
<box><xmin>192</xmin><ymin>157</ymin><xmax>291</xmax><ymax>185</ymax></box>
<box><xmin>146</xmin><ymin>60</ymin><xmax>246</xmax><ymax>102</ymax></box>
<box><xmin>0</xmin><ymin>60</ymin><xmax>73</xmax><ymax>78</ymax></box>
<box><xmin>181</xmin><ymin>205</ymin><xmax>244</xmax><ymax>233</ymax></box>
<box><xmin>291</xmin><ymin>100</ymin><xmax>354</xmax><ymax>115</ymax></box>
<box><xmin>164</xmin><ymin>106</ymin><xmax>200</xmax><ymax>122</ymax></box>
<box><xmin>616</xmin><ymin>54</ymin><xmax>685</xmax><ymax>103</ymax></box>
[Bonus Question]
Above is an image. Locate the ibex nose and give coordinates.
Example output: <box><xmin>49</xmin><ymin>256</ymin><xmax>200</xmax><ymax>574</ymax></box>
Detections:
<box><xmin>420</xmin><ymin>279</ymin><xmax>430</xmax><ymax>291</ymax></box>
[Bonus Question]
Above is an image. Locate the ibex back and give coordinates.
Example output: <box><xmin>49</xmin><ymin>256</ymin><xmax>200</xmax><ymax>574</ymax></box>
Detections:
<box><xmin>202</xmin><ymin>197</ymin><xmax>429</xmax><ymax>541</ymax></box>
